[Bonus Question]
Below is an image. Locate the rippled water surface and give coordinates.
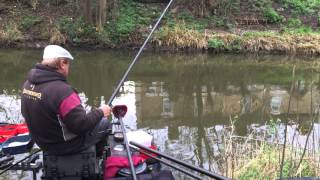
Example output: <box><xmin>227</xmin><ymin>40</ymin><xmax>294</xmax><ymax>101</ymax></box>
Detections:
<box><xmin>0</xmin><ymin>49</ymin><xmax>319</xmax><ymax>179</ymax></box>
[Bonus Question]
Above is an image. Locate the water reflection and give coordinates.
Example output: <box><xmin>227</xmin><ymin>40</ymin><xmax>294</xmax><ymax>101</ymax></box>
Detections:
<box><xmin>0</xmin><ymin>92</ymin><xmax>22</xmax><ymax>123</ymax></box>
<box><xmin>0</xmin><ymin>49</ymin><xmax>319</xmax><ymax>178</ymax></box>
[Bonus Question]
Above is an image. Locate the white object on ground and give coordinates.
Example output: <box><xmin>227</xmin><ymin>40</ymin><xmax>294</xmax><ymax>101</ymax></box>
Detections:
<box><xmin>126</xmin><ymin>130</ymin><xmax>153</xmax><ymax>147</ymax></box>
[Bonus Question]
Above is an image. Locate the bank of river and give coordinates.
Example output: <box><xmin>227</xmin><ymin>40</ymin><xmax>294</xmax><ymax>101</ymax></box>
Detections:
<box><xmin>2</xmin><ymin>30</ymin><xmax>320</xmax><ymax>56</ymax></box>
<box><xmin>1</xmin><ymin>1</ymin><xmax>320</xmax><ymax>56</ymax></box>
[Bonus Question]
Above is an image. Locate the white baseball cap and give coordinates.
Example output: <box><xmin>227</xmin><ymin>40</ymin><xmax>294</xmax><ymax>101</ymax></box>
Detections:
<box><xmin>43</xmin><ymin>45</ymin><xmax>74</xmax><ymax>60</ymax></box>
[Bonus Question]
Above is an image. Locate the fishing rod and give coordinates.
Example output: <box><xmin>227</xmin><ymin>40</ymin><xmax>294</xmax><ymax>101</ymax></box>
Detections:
<box><xmin>130</xmin><ymin>141</ymin><xmax>231</xmax><ymax>180</ymax></box>
<box><xmin>0</xmin><ymin>149</ymin><xmax>41</xmax><ymax>175</ymax></box>
<box><xmin>106</xmin><ymin>0</ymin><xmax>174</xmax><ymax>179</ymax></box>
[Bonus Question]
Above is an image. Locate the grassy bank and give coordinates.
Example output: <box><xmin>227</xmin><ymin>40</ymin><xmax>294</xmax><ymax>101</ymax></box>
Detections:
<box><xmin>0</xmin><ymin>0</ymin><xmax>319</xmax><ymax>55</ymax></box>
<box><xmin>233</xmin><ymin>144</ymin><xmax>319</xmax><ymax>179</ymax></box>
<box><xmin>153</xmin><ymin>25</ymin><xmax>320</xmax><ymax>55</ymax></box>
<box><xmin>219</xmin><ymin>118</ymin><xmax>320</xmax><ymax>179</ymax></box>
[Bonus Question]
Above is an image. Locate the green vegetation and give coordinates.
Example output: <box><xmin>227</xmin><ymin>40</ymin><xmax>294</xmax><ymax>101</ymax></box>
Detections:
<box><xmin>57</xmin><ymin>17</ymin><xmax>96</xmax><ymax>44</ymax></box>
<box><xmin>208</xmin><ymin>38</ymin><xmax>226</xmax><ymax>50</ymax></box>
<box><xmin>280</xmin><ymin>0</ymin><xmax>320</xmax><ymax>14</ymax></box>
<box><xmin>20</xmin><ymin>16</ymin><xmax>42</xmax><ymax>31</ymax></box>
<box><xmin>104</xmin><ymin>0</ymin><xmax>160</xmax><ymax>43</ymax></box>
<box><xmin>0</xmin><ymin>22</ymin><xmax>23</xmax><ymax>43</ymax></box>
<box><xmin>222</xmin><ymin>117</ymin><xmax>320</xmax><ymax>180</ymax></box>
<box><xmin>264</xmin><ymin>7</ymin><xmax>283</xmax><ymax>23</ymax></box>
<box><xmin>0</xmin><ymin>0</ymin><xmax>320</xmax><ymax>55</ymax></box>
<box><xmin>176</xmin><ymin>11</ymin><xmax>209</xmax><ymax>31</ymax></box>
<box><xmin>236</xmin><ymin>146</ymin><xmax>317</xmax><ymax>179</ymax></box>
<box><xmin>286</xmin><ymin>18</ymin><xmax>302</xmax><ymax>28</ymax></box>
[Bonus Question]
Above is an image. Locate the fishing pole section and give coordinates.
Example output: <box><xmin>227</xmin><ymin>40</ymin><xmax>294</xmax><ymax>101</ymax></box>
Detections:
<box><xmin>130</xmin><ymin>142</ymin><xmax>231</xmax><ymax>180</ymax></box>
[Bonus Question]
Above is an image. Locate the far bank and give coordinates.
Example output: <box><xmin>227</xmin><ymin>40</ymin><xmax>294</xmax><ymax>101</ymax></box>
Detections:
<box><xmin>0</xmin><ymin>0</ymin><xmax>319</xmax><ymax>56</ymax></box>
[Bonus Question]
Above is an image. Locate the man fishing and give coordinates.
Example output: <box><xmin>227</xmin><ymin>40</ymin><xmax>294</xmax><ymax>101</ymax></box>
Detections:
<box><xmin>21</xmin><ymin>45</ymin><xmax>111</xmax><ymax>156</ymax></box>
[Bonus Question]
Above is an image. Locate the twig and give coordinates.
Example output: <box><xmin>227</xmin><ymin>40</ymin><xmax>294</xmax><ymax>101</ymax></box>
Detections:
<box><xmin>294</xmin><ymin>67</ymin><xmax>317</xmax><ymax>175</ymax></box>
<box><xmin>280</xmin><ymin>65</ymin><xmax>296</xmax><ymax>178</ymax></box>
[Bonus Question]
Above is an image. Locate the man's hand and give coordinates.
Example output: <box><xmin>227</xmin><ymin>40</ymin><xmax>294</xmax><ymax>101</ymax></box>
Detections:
<box><xmin>99</xmin><ymin>104</ymin><xmax>111</xmax><ymax>117</ymax></box>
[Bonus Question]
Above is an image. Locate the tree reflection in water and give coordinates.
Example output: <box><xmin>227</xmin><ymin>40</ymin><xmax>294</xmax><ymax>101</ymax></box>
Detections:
<box><xmin>0</xmin><ymin>49</ymin><xmax>319</xmax><ymax>179</ymax></box>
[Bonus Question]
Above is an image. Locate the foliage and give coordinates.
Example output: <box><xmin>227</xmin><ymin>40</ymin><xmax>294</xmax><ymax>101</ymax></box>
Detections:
<box><xmin>286</xmin><ymin>18</ymin><xmax>302</xmax><ymax>28</ymax></box>
<box><xmin>208</xmin><ymin>38</ymin><xmax>226</xmax><ymax>50</ymax></box>
<box><xmin>20</xmin><ymin>16</ymin><xmax>42</xmax><ymax>31</ymax></box>
<box><xmin>268</xmin><ymin>118</ymin><xmax>281</xmax><ymax>135</ymax></box>
<box><xmin>57</xmin><ymin>17</ymin><xmax>96</xmax><ymax>43</ymax></box>
<box><xmin>236</xmin><ymin>145</ymin><xmax>317</xmax><ymax>179</ymax></box>
<box><xmin>104</xmin><ymin>0</ymin><xmax>159</xmax><ymax>43</ymax></box>
<box><xmin>264</xmin><ymin>8</ymin><xmax>283</xmax><ymax>23</ymax></box>
<box><xmin>176</xmin><ymin>10</ymin><xmax>208</xmax><ymax>31</ymax></box>
<box><xmin>0</xmin><ymin>22</ymin><xmax>23</xmax><ymax>42</ymax></box>
<box><xmin>295</xmin><ymin>26</ymin><xmax>313</xmax><ymax>33</ymax></box>
<box><xmin>283</xmin><ymin>26</ymin><xmax>313</xmax><ymax>34</ymax></box>
<box><xmin>280</xmin><ymin>0</ymin><xmax>320</xmax><ymax>14</ymax></box>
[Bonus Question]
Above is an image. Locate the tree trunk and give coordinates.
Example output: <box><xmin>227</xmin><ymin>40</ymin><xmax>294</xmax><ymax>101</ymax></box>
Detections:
<box><xmin>110</xmin><ymin>0</ymin><xmax>118</xmax><ymax>23</ymax></box>
<box><xmin>81</xmin><ymin>0</ymin><xmax>93</xmax><ymax>24</ymax></box>
<box><xmin>97</xmin><ymin>0</ymin><xmax>107</xmax><ymax>31</ymax></box>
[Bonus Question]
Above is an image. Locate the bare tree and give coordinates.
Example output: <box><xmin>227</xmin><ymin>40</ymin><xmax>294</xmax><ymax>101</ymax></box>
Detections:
<box><xmin>96</xmin><ymin>0</ymin><xmax>107</xmax><ymax>31</ymax></box>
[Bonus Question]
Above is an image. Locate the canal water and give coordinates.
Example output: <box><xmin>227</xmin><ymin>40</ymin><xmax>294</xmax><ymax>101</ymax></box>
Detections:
<box><xmin>0</xmin><ymin>49</ymin><xmax>319</xmax><ymax>179</ymax></box>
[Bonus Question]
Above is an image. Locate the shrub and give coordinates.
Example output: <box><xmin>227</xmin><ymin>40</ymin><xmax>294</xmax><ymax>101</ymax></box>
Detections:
<box><xmin>57</xmin><ymin>17</ymin><xmax>96</xmax><ymax>43</ymax></box>
<box><xmin>0</xmin><ymin>22</ymin><xmax>23</xmax><ymax>42</ymax></box>
<box><xmin>280</xmin><ymin>0</ymin><xmax>320</xmax><ymax>14</ymax></box>
<box><xmin>208</xmin><ymin>38</ymin><xmax>225</xmax><ymax>50</ymax></box>
<box><xmin>20</xmin><ymin>16</ymin><xmax>42</xmax><ymax>31</ymax></box>
<box><xmin>264</xmin><ymin>8</ymin><xmax>283</xmax><ymax>23</ymax></box>
<box><xmin>286</xmin><ymin>18</ymin><xmax>302</xmax><ymax>28</ymax></box>
<box><xmin>104</xmin><ymin>0</ymin><xmax>156</xmax><ymax>43</ymax></box>
<box><xmin>230</xmin><ymin>38</ymin><xmax>242</xmax><ymax>51</ymax></box>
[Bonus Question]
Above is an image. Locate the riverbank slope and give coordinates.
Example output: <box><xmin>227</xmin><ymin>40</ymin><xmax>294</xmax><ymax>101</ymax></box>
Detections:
<box><xmin>0</xmin><ymin>0</ymin><xmax>319</xmax><ymax>55</ymax></box>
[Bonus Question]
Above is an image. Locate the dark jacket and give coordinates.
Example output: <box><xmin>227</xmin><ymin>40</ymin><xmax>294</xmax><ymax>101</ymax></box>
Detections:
<box><xmin>21</xmin><ymin>64</ymin><xmax>104</xmax><ymax>155</ymax></box>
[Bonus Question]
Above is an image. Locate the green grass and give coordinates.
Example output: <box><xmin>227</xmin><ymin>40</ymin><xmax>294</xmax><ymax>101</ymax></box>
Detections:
<box><xmin>177</xmin><ymin>10</ymin><xmax>209</xmax><ymax>31</ymax></box>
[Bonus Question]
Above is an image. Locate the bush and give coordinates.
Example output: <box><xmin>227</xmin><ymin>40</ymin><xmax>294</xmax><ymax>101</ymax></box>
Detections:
<box><xmin>20</xmin><ymin>16</ymin><xmax>42</xmax><ymax>31</ymax></box>
<box><xmin>280</xmin><ymin>0</ymin><xmax>320</xmax><ymax>14</ymax></box>
<box><xmin>208</xmin><ymin>38</ymin><xmax>225</xmax><ymax>50</ymax></box>
<box><xmin>286</xmin><ymin>18</ymin><xmax>302</xmax><ymax>28</ymax></box>
<box><xmin>57</xmin><ymin>17</ymin><xmax>96</xmax><ymax>43</ymax></box>
<box><xmin>0</xmin><ymin>23</ymin><xmax>24</xmax><ymax>43</ymax></box>
<box><xmin>264</xmin><ymin>8</ymin><xmax>283</xmax><ymax>23</ymax></box>
<box><xmin>104</xmin><ymin>0</ymin><xmax>157</xmax><ymax>43</ymax></box>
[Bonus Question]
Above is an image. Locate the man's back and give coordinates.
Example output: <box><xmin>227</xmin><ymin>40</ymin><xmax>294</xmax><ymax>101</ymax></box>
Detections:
<box><xmin>21</xmin><ymin>64</ymin><xmax>84</xmax><ymax>154</ymax></box>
